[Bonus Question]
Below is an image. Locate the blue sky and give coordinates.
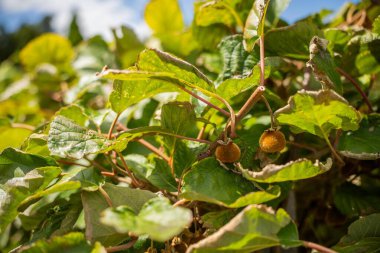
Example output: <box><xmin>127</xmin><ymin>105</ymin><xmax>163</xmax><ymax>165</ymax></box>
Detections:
<box><xmin>0</xmin><ymin>0</ymin><xmax>358</xmax><ymax>40</ymax></box>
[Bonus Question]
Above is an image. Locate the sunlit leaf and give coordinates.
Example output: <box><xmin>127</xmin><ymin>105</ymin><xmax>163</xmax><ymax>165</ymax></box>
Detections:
<box><xmin>238</xmin><ymin>158</ymin><xmax>332</xmax><ymax>183</ymax></box>
<box><xmin>101</xmin><ymin>197</ymin><xmax>192</xmax><ymax>242</ymax></box>
<box><xmin>181</xmin><ymin>158</ymin><xmax>280</xmax><ymax>208</ymax></box>
<box><xmin>188</xmin><ymin>205</ymin><xmax>300</xmax><ymax>252</ymax></box>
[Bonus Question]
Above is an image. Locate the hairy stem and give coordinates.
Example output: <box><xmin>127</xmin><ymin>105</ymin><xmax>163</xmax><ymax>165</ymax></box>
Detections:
<box><xmin>336</xmin><ymin>67</ymin><xmax>373</xmax><ymax>112</ymax></box>
<box><xmin>108</xmin><ymin>113</ymin><xmax>121</xmax><ymax>139</ymax></box>
<box><xmin>322</xmin><ymin>132</ymin><xmax>345</xmax><ymax>165</ymax></box>
<box><xmin>106</xmin><ymin>238</ymin><xmax>138</xmax><ymax>253</ymax></box>
<box><xmin>259</xmin><ymin>35</ymin><xmax>265</xmax><ymax>86</ymax></box>
<box><xmin>177</xmin><ymin>85</ymin><xmax>230</xmax><ymax>117</ymax></box>
<box><xmin>260</xmin><ymin>95</ymin><xmax>275</xmax><ymax>128</ymax></box>
<box><xmin>302</xmin><ymin>241</ymin><xmax>337</xmax><ymax>253</ymax></box>
<box><xmin>236</xmin><ymin>86</ymin><xmax>266</xmax><ymax>121</ymax></box>
<box><xmin>99</xmin><ymin>185</ymin><xmax>113</xmax><ymax>207</ymax></box>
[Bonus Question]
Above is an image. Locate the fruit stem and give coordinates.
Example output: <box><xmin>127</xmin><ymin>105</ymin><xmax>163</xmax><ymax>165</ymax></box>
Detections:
<box><xmin>302</xmin><ymin>241</ymin><xmax>337</xmax><ymax>253</ymax></box>
<box><xmin>260</xmin><ymin>95</ymin><xmax>275</xmax><ymax>129</ymax></box>
<box><xmin>322</xmin><ymin>132</ymin><xmax>345</xmax><ymax>165</ymax></box>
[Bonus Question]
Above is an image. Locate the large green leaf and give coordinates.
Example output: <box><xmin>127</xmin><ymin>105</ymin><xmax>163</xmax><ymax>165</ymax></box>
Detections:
<box><xmin>217</xmin><ymin>35</ymin><xmax>259</xmax><ymax>82</ymax></box>
<box><xmin>275</xmin><ymin>90</ymin><xmax>361</xmax><ymax>139</ymax></box>
<box><xmin>307</xmin><ymin>36</ymin><xmax>343</xmax><ymax>93</ymax></box>
<box><xmin>48</xmin><ymin>116</ymin><xmax>112</xmax><ymax>159</ymax></box>
<box><xmin>101</xmin><ymin>197</ymin><xmax>192</xmax><ymax>242</ymax></box>
<box><xmin>0</xmin><ymin>147</ymin><xmax>57</xmax><ymax>184</ymax></box>
<box><xmin>19</xmin><ymin>33</ymin><xmax>74</xmax><ymax>71</ymax></box>
<box><xmin>161</xmin><ymin>101</ymin><xmax>196</xmax><ymax>151</ymax></box>
<box><xmin>15</xmin><ymin>232</ymin><xmax>103</xmax><ymax>253</ymax></box>
<box><xmin>81</xmin><ymin>183</ymin><xmax>156</xmax><ymax>246</ymax></box>
<box><xmin>0</xmin><ymin>124</ymin><xmax>32</xmax><ymax>152</ymax></box>
<box><xmin>180</xmin><ymin>158</ymin><xmax>280</xmax><ymax>208</ymax></box>
<box><xmin>238</xmin><ymin>158</ymin><xmax>332</xmax><ymax>183</ymax></box>
<box><xmin>124</xmin><ymin>155</ymin><xmax>177</xmax><ymax>192</ymax></box>
<box><xmin>333</xmin><ymin>183</ymin><xmax>380</xmax><ymax>217</ymax></box>
<box><xmin>109</xmin><ymin>79</ymin><xmax>176</xmax><ymax>113</ymax></box>
<box><xmin>145</xmin><ymin>0</ymin><xmax>184</xmax><ymax>34</ymax></box>
<box><xmin>354</xmin><ymin>33</ymin><xmax>380</xmax><ymax>75</ymax></box>
<box><xmin>243</xmin><ymin>0</ymin><xmax>270</xmax><ymax>52</ymax></box>
<box><xmin>337</xmin><ymin>114</ymin><xmax>380</xmax><ymax>160</ymax></box>
<box><xmin>194</xmin><ymin>0</ymin><xmax>238</xmax><ymax>28</ymax></box>
<box><xmin>265</xmin><ymin>21</ymin><xmax>323</xmax><ymax>59</ymax></box>
<box><xmin>334</xmin><ymin>213</ymin><xmax>380</xmax><ymax>253</ymax></box>
<box><xmin>187</xmin><ymin>205</ymin><xmax>300</xmax><ymax>252</ymax></box>
<box><xmin>0</xmin><ymin>166</ymin><xmax>61</xmax><ymax>233</ymax></box>
<box><xmin>98</xmin><ymin>49</ymin><xmax>215</xmax><ymax>93</ymax></box>
<box><xmin>265</xmin><ymin>0</ymin><xmax>291</xmax><ymax>27</ymax></box>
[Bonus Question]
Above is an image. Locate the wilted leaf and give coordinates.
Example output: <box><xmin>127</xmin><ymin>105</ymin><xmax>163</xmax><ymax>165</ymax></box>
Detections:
<box><xmin>306</xmin><ymin>36</ymin><xmax>343</xmax><ymax>93</ymax></box>
<box><xmin>338</xmin><ymin>114</ymin><xmax>380</xmax><ymax>160</ymax></box>
<box><xmin>101</xmin><ymin>197</ymin><xmax>192</xmax><ymax>242</ymax></box>
<box><xmin>181</xmin><ymin>158</ymin><xmax>280</xmax><ymax>208</ymax></box>
<box><xmin>275</xmin><ymin>89</ymin><xmax>361</xmax><ymax>139</ymax></box>
<box><xmin>48</xmin><ymin>116</ymin><xmax>112</xmax><ymax>159</ymax></box>
<box><xmin>243</xmin><ymin>0</ymin><xmax>270</xmax><ymax>52</ymax></box>
<box><xmin>238</xmin><ymin>158</ymin><xmax>332</xmax><ymax>183</ymax></box>
<box><xmin>187</xmin><ymin>205</ymin><xmax>300</xmax><ymax>252</ymax></box>
<box><xmin>334</xmin><ymin>213</ymin><xmax>380</xmax><ymax>253</ymax></box>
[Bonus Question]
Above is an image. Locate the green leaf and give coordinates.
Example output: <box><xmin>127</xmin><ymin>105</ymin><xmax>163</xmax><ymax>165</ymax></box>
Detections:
<box><xmin>337</xmin><ymin>114</ymin><xmax>380</xmax><ymax>160</ymax></box>
<box><xmin>187</xmin><ymin>205</ymin><xmax>300</xmax><ymax>252</ymax></box>
<box><xmin>180</xmin><ymin>158</ymin><xmax>280</xmax><ymax>208</ymax></box>
<box><xmin>355</xmin><ymin>33</ymin><xmax>380</xmax><ymax>75</ymax></box>
<box><xmin>307</xmin><ymin>36</ymin><xmax>343</xmax><ymax>93</ymax></box>
<box><xmin>333</xmin><ymin>183</ymin><xmax>380</xmax><ymax>217</ymax></box>
<box><xmin>109</xmin><ymin>79</ymin><xmax>176</xmax><ymax>114</ymax></box>
<box><xmin>101</xmin><ymin>197</ymin><xmax>192</xmax><ymax>242</ymax></box>
<box><xmin>0</xmin><ymin>147</ymin><xmax>57</xmax><ymax>184</ymax></box>
<box><xmin>275</xmin><ymin>89</ymin><xmax>361</xmax><ymax>139</ymax></box>
<box><xmin>98</xmin><ymin>49</ymin><xmax>215</xmax><ymax>93</ymax></box>
<box><xmin>81</xmin><ymin>183</ymin><xmax>156</xmax><ymax>245</ymax></box>
<box><xmin>0</xmin><ymin>166</ymin><xmax>61</xmax><ymax>233</ymax></box>
<box><xmin>334</xmin><ymin>213</ymin><xmax>380</xmax><ymax>253</ymax></box>
<box><xmin>145</xmin><ymin>0</ymin><xmax>184</xmax><ymax>34</ymax></box>
<box><xmin>238</xmin><ymin>158</ymin><xmax>332</xmax><ymax>183</ymax></box>
<box><xmin>161</xmin><ymin>101</ymin><xmax>196</xmax><ymax>151</ymax></box>
<box><xmin>243</xmin><ymin>0</ymin><xmax>270</xmax><ymax>52</ymax></box>
<box><xmin>173</xmin><ymin>141</ymin><xmax>206</xmax><ymax>178</ymax></box>
<box><xmin>48</xmin><ymin>116</ymin><xmax>112</xmax><ymax>159</ymax></box>
<box><xmin>125</xmin><ymin>155</ymin><xmax>177</xmax><ymax>192</ymax></box>
<box><xmin>56</xmin><ymin>105</ymin><xmax>89</xmax><ymax>127</ymax></box>
<box><xmin>265</xmin><ymin>0</ymin><xmax>291</xmax><ymax>27</ymax></box>
<box><xmin>16</xmin><ymin>232</ymin><xmax>100</xmax><ymax>253</ymax></box>
<box><xmin>202</xmin><ymin>210</ymin><xmax>238</xmax><ymax>231</ymax></box>
<box><xmin>217</xmin><ymin>35</ymin><xmax>259</xmax><ymax>82</ymax></box>
<box><xmin>192</xmin><ymin>22</ymin><xmax>231</xmax><ymax>50</ymax></box>
<box><xmin>0</xmin><ymin>124</ymin><xmax>32</xmax><ymax>152</ymax></box>
<box><xmin>194</xmin><ymin>1</ymin><xmax>238</xmax><ymax>28</ymax></box>
<box><xmin>265</xmin><ymin>21</ymin><xmax>323</xmax><ymax>59</ymax></box>
<box><xmin>19</xmin><ymin>33</ymin><xmax>74</xmax><ymax>71</ymax></box>
<box><xmin>373</xmin><ymin>16</ymin><xmax>380</xmax><ymax>35</ymax></box>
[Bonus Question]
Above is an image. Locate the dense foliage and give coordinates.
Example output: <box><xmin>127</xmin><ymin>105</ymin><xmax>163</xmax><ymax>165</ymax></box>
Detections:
<box><xmin>1</xmin><ymin>0</ymin><xmax>380</xmax><ymax>252</ymax></box>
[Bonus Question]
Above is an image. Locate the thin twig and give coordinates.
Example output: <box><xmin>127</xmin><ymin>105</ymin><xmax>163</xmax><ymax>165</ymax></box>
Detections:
<box><xmin>11</xmin><ymin>123</ymin><xmax>35</xmax><ymax>131</ymax></box>
<box><xmin>173</xmin><ymin>199</ymin><xmax>189</xmax><ymax>207</ymax></box>
<box><xmin>99</xmin><ymin>185</ymin><xmax>113</xmax><ymax>207</ymax></box>
<box><xmin>322</xmin><ymin>132</ymin><xmax>345</xmax><ymax>165</ymax></box>
<box><xmin>259</xmin><ymin>35</ymin><xmax>265</xmax><ymax>86</ymax></box>
<box><xmin>108</xmin><ymin>113</ymin><xmax>121</xmax><ymax>139</ymax></box>
<box><xmin>177</xmin><ymin>85</ymin><xmax>230</xmax><ymax>117</ymax></box>
<box><xmin>260</xmin><ymin>95</ymin><xmax>275</xmax><ymax>128</ymax></box>
<box><xmin>302</xmin><ymin>241</ymin><xmax>337</xmax><ymax>253</ymax></box>
<box><xmin>138</xmin><ymin>138</ymin><xmax>170</xmax><ymax>162</ymax></box>
<box><xmin>106</xmin><ymin>238</ymin><xmax>138</xmax><ymax>253</ymax></box>
<box><xmin>116</xmin><ymin>151</ymin><xmax>142</xmax><ymax>188</ymax></box>
<box><xmin>236</xmin><ymin>86</ymin><xmax>266</xmax><ymax>121</ymax></box>
<box><xmin>336</xmin><ymin>67</ymin><xmax>373</xmax><ymax>112</ymax></box>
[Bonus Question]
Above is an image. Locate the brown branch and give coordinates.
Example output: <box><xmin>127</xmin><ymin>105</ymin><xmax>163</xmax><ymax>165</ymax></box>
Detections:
<box><xmin>108</xmin><ymin>113</ymin><xmax>121</xmax><ymax>139</ymax></box>
<box><xmin>106</xmin><ymin>238</ymin><xmax>138</xmax><ymax>253</ymax></box>
<box><xmin>336</xmin><ymin>67</ymin><xmax>373</xmax><ymax>112</ymax></box>
<box><xmin>259</xmin><ymin>35</ymin><xmax>265</xmax><ymax>86</ymax></box>
<box><xmin>138</xmin><ymin>138</ymin><xmax>170</xmax><ymax>163</ymax></box>
<box><xmin>236</xmin><ymin>86</ymin><xmax>266</xmax><ymax>121</ymax></box>
<box><xmin>302</xmin><ymin>241</ymin><xmax>337</xmax><ymax>253</ymax></box>
<box><xmin>11</xmin><ymin>123</ymin><xmax>36</xmax><ymax>131</ymax></box>
<box><xmin>117</xmin><ymin>151</ymin><xmax>143</xmax><ymax>188</ymax></box>
<box><xmin>99</xmin><ymin>185</ymin><xmax>113</xmax><ymax>207</ymax></box>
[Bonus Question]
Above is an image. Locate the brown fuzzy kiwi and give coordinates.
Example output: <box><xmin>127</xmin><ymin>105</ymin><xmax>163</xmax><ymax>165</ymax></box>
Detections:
<box><xmin>215</xmin><ymin>141</ymin><xmax>241</xmax><ymax>163</ymax></box>
<box><xmin>259</xmin><ymin>129</ymin><xmax>286</xmax><ymax>153</ymax></box>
